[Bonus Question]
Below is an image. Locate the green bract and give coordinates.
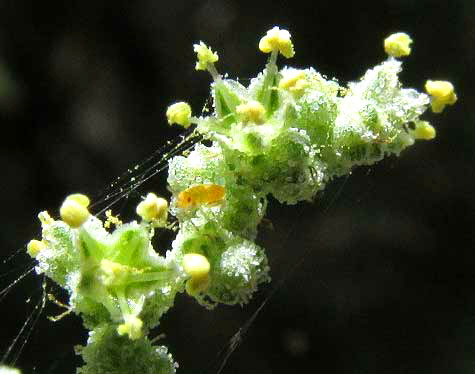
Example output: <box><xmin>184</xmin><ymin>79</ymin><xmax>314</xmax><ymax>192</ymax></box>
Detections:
<box><xmin>27</xmin><ymin>28</ymin><xmax>455</xmax><ymax>373</ymax></box>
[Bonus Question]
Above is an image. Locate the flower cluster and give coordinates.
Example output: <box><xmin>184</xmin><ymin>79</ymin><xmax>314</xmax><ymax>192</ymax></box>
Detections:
<box><xmin>26</xmin><ymin>27</ymin><xmax>456</xmax><ymax>373</ymax></box>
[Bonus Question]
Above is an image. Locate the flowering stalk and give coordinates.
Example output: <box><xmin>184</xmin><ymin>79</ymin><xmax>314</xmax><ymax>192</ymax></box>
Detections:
<box><xmin>25</xmin><ymin>27</ymin><xmax>456</xmax><ymax>373</ymax></box>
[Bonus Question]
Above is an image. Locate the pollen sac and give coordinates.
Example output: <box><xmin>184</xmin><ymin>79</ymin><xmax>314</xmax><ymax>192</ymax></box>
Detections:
<box><xmin>136</xmin><ymin>192</ymin><xmax>168</xmax><ymax>225</ymax></box>
<box><xmin>259</xmin><ymin>26</ymin><xmax>295</xmax><ymax>58</ymax></box>
<box><xmin>279</xmin><ymin>69</ymin><xmax>307</xmax><ymax>95</ymax></box>
<box><xmin>425</xmin><ymin>80</ymin><xmax>457</xmax><ymax>113</ymax></box>
<box><xmin>183</xmin><ymin>253</ymin><xmax>211</xmax><ymax>296</ymax></box>
<box><xmin>236</xmin><ymin>100</ymin><xmax>266</xmax><ymax>124</ymax></box>
<box><xmin>411</xmin><ymin>120</ymin><xmax>436</xmax><ymax>140</ymax></box>
<box><xmin>166</xmin><ymin>102</ymin><xmax>192</xmax><ymax>128</ymax></box>
<box><xmin>384</xmin><ymin>32</ymin><xmax>413</xmax><ymax>58</ymax></box>
<box><xmin>182</xmin><ymin>253</ymin><xmax>210</xmax><ymax>278</ymax></box>
<box><xmin>67</xmin><ymin>193</ymin><xmax>90</xmax><ymax>208</ymax></box>
<box><xmin>27</xmin><ymin>239</ymin><xmax>45</xmax><ymax>258</ymax></box>
<box><xmin>60</xmin><ymin>194</ymin><xmax>90</xmax><ymax>228</ymax></box>
<box><xmin>193</xmin><ymin>41</ymin><xmax>219</xmax><ymax>71</ymax></box>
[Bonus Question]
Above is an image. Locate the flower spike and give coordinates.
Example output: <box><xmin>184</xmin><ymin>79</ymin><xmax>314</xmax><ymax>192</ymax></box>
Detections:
<box><xmin>25</xmin><ymin>27</ymin><xmax>458</xmax><ymax>374</ymax></box>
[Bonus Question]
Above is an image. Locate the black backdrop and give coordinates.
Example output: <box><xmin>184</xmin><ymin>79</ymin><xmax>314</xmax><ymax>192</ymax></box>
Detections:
<box><xmin>0</xmin><ymin>1</ymin><xmax>474</xmax><ymax>373</ymax></box>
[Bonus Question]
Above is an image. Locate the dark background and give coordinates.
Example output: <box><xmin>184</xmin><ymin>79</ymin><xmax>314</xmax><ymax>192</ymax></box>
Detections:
<box><xmin>0</xmin><ymin>1</ymin><xmax>474</xmax><ymax>373</ymax></box>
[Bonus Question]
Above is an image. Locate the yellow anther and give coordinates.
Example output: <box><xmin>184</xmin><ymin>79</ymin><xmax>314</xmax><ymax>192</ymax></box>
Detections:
<box><xmin>259</xmin><ymin>26</ymin><xmax>295</xmax><ymax>58</ymax></box>
<box><xmin>425</xmin><ymin>80</ymin><xmax>457</xmax><ymax>113</ymax></box>
<box><xmin>411</xmin><ymin>120</ymin><xmax>436</xmax><ymax>140</ymax></box>
<box><xmin>27</xmin><ymin>239</ymin><xmax>45</xmax><ymax>258</ymax></box>
<box><xmin>183</xmin><ymin>253</ymin><xmax>210</xmax><ymax>295</ymax></box>
<box><xmin>279</xmin><ymin>70</ymin><xmax>307</xmax><ymax>95</ymax></box>
<box><xmin>279</xmin><ymin>70</ymin><xmax>305</xmax><ymax>89</ymax></box>
<box><xmin>166</xmin><ymin>102</ymin><xmax>192</xmax><ymax>128</ymax></box>
<box><xmin>183</xmin><ymin>253</ymin><xmax>210</xmax><ymax>278</ymax></box>
<box><xmin>104</xmin><ymin>209</ymin><xmax>122</xmax><ymax>229</ymax></box>
<box><xmin>60</xmin><ymin>194</ymin><xmax>90</xmax><ymax>228</ymax></box>
<box><xmin>193</xmin><ymin>41</ymin><xmax>219</xmax><ymax>71</ymax></box>
<box><xmin>136</xmin><ymin>193</ymin><xmax>168</xmax><ymax>224</ymax></box>
<box><xmin>99</xmin><ymin>259</ymin><xmax>133</xmax><ymax>286</ymax></box>
<box><xmin>117</xmin><ymin>315</ymin><xmax>143</xmax><ymax>340</ymax></box>
<box><xmin>66</xmin><ymin>193</ymin><xmax>90</xmax><ymax>208</ymax></box>
<box><xmin>235</xmin><ymin>101</ymin><xmax>266</xmax><ymax>124</ymax></box>
<box><xmin>384</xmin><ymin>32</ymin><xmax>413</xmax><ymax>58</ymax></box>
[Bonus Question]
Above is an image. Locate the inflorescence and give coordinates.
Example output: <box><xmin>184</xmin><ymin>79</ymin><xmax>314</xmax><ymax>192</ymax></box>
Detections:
<box><xmin>25</xmin><ymin>27</ymin><xmax>456</xmax><ymax>374</ymax></box>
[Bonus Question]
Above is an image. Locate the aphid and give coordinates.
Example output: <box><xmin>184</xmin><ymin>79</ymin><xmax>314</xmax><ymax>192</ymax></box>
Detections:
<box><xmin>177</xmin><ymin>184</ymin><xmax>225</xmax><ymax>209</ymax></box>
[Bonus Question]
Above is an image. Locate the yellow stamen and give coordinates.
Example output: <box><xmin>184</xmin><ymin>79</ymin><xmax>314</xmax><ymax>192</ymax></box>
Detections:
<box><xmin>235</xmin><ymin>101</ymin><xmax>266</xmax><ymax>124</ymax></box>
<box><xmin>60</xmin><ymin>194</ymin><xmax>90</xmax><ymax>228</ymax></box>
<box><xmin>27</xmin><ymin>239</ymin><xmax>45</xmax><ymax>258</ymax></box>
<box><xmin>136</xmin><ymin>193</ymin><xmax>168</xmax><ymax>224</ymax></box>
<box><xmin>384</xmin><ymin>32</ymin><xmax>413</xmax><ymax>58</ymax></box>
<box><xmin>411</xmin><ymin>121</ymin><xmax>436</xmax><ymax>140</ymax></box>
<box><xmin>193</xmin><ymin>42</ymin><xmax>219</xmax><ymax>71</ymax></box>
<box><xmin>259</xmin><ymin>26</ymin><xmax>295</xmax><ymax>58</ymax></box>
<box><xmin>166</xmin><ymin>102</ymin><xmax>192</xmax><ymax>128</ymax></box>
<box><xmin>425</xmin><ymin>80</ymin><xmax>457</xmax><ymax>113</ymax></box>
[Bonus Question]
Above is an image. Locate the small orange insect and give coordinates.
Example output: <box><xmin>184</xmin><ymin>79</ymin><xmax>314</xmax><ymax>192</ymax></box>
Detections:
<box><xmin>177</xmin><ymin>184</ymin><xmax>225</xmax><ymax>209</ymax></box>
